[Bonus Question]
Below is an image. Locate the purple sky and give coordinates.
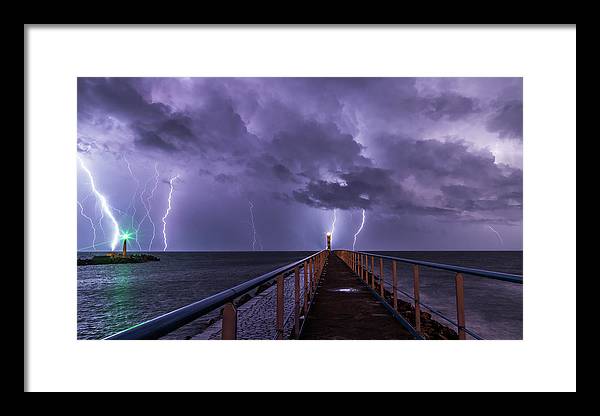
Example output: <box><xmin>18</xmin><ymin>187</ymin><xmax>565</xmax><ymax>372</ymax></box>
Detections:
<box><xmin>77</xmin><ymin>77</ymin><xmax>522</xmax><ymax>251</ymax></box>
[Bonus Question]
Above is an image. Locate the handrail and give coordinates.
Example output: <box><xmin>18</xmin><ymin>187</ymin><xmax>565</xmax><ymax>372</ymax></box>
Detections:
<box><xmin>337</xmin><ymin>250</ymin><xmax>522</xmax><ymax>340</ymax></box>
<box><xmin>380</xmin><ymin>280</ymin><xmax>484</xmax><ymax>340</ymax></box>
<box><xmin>358</xmin><ymin>251</ymin><xmax>522</xmax><ymax>284</ymax></box>
<box><xmin>105</xmin><ymin>250</ymin><xmax>327</xmax><ymax>340</ymax></box>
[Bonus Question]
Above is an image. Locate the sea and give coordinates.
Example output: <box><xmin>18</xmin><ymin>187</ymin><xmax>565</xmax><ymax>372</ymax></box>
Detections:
<box><xmin>77</xmin><ymin>251</ymin><xmax>522</xmax><ymax>340</ymax></box>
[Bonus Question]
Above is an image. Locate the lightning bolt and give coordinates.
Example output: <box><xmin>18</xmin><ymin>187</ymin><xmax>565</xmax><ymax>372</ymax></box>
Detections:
<box><xmin>162</xmin><ymin>174</ymin><xmax>180</xmax><ymax>251</ymax></box>
<box><xmin>96</xmin><ymin>202</ymin><xmax>128</xmax><ymax>239</ymax></box>
<box><xmin>124</xmin><ymin>155</ymin><xmax>140</xmax><ymax>233</ymax></box>
<box><xmin>134</xmin><ymin>172</ymin><xmax>154</xmax><ymax>248</ymax></box>
<box><xmin>248</xmin><ymin>201</ymin><xmax>258</xmax><ymax>251</ymax></box>
<box><xmin>78</xmin><ymin>157</ymin><xmax>120</xmax><ymax>251</ymax></box>
<box><xmin>145</xmin><ymin>163</ymin><xmax>160</xmax><ymax>251</ymax></box>
<box><xmin>95</xmin><ymin>199</ymin><xmax>105</xmax><ymax>238</ymax></box>
<box><xmin>77</xmin><ymin>239</ymin><xmax>118</xmax><ymax>252</ymax></box>
<box><xmin>352</xmin><ymin>209</ymin><xmax>366</xmax><ymax>251</ymax></box>
<box><xmin>327</xmin><ymin>208</ymin><xmax>337</xmax><ymax>247</ymax></box>
<box><xmin>77</xmin><ymin>200</ymin><xmax>97</xmax><ymax>251</ymax></box>
<box><xmin>487</xmin><ymin>225</ymin><xmax>504</xmax><ymax>246</ymax></box>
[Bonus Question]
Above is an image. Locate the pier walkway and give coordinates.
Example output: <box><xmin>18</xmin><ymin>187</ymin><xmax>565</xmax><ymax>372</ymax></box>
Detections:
<box><xmin>300</xmin><ymin>252</ymin><xmax>413</xmax><ymax>339</ymax></box>
<box><xmin>104</xmin><ymin>249</ymin><xmax>523</xmax><ymax>341</ymax></box>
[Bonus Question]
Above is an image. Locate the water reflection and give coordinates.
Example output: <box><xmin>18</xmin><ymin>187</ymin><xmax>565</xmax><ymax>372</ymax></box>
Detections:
<box><xmin>95</xmin><ymin>265</ymin><xmax>132</xmax><ymax>337</ymax></box>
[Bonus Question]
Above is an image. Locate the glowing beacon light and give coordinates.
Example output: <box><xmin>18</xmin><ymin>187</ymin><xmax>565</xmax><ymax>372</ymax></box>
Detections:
<box><xmin>120</xmin><ymin>231</ymin><xmax>133</xmax><ymax>257</ymax></box>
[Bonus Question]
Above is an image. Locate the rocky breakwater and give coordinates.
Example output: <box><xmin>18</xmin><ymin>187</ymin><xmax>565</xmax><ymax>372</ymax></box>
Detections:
<box><xmin>77</xmin><ymin>254</ymin><xmax>160</xmax><ymax>266</ymax></box>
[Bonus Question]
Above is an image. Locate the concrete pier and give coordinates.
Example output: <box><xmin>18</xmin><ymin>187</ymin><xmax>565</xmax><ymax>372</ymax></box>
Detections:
<box><xmin>104</xmin><ymin>248</ymin><xmax>522</xmax><ymax>341</ymax></box>
<box><xmin>300</xmin><ymin>252</ymin><xmax>414</xmax><ymax>340</ymax></box>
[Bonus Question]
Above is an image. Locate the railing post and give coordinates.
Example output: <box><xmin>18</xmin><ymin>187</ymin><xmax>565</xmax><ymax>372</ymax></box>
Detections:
<box><xmin>312</xmin><ymin>258</ymin><xmax>315</xmax><ymax>289</ymax></box>
<box><xmin>371</xmin><ymin>256</ymin><xmax>375</xmax><ymax>290</ymax></box>
<box><xmin>313</xmin><ymin>257</ymin><xmax>317</xmax><ymax>289</ymax></box>
<box><xmin>413</xmin><ymin>265</ymin><xmax>421</xmax><ymax>333</ymax></box>
<box><xmin>294</xmin><ymin>266</ymin><xmax>300</xmax><ymax>338</ymax></box>
<box><xmin>319</xmin><ymin>253</ymin><xmax>322</xmax><ymax>278</ymax></box>
<box><xmin>358</xmin><ymin>254</ymin><xmax>362</xmax><ymax>279</ymax></box>
<box><xmin>319</xmin><ymin>253</ymin><xmax>322</xmax><ymax>277</ymax></box>
<box><xmin>303</xmin><ymin>261</ymin><xmax>309</xmax><ymax>313</ymax></box>
<box><xmin>276</xmin><ymin>274</ymin><xmax>284</xmax><ymax>340</ymax></box>
<box><xmin>309</xmin><ymin>258</ymin><xmax>313</xmax><ymax>297</ymax></box>
<box><xmin>392</xmin><ymin>260</ymin><xmax>398</xmax><ymax>311</ymax></box>
<box><xmin>455</xmin><ymin>273</ymin><xmax>466</xmax><ymax>340</ymax></box>
<box><xmin>310</xmin><ymin>258</ymin><xmax>314</xmax><ymax>291</ymax></box>
<box><xmin>222</xmin><ymin>302</ymin><xmax>237</xmax><ymax>340</ymax></box>
<box><xmin>379</xmin><ymin>257</ymin><xmax>385</xmax><ymax>297</ymax></box>
<box><xmin>320</xmin><ymin>252</ymin><xmax>323</xmax><ymax>278</ymax></box>
<box><xmin>321</xmin><ymin>252</ymin><xmax>324</xmax><ymax>277</ymax></box>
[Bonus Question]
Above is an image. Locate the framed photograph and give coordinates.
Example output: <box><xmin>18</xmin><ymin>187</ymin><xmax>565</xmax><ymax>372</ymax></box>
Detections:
<box><xmin>25</xmin><ymin>25</ymin><xmax>576</xmax><ymax>392</ymax></box>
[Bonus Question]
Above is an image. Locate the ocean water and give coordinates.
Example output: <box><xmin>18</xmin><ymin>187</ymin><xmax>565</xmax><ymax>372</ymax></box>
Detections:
<box><xmin>373</xmin><ymin>251</ymin><xmax>522</xmax><ymax>340</ymax></box>
<box><xmin>77</xmin><ymin>251</ymin><xmax>313</xmax><ymax>339</ymax></box>
<box><xmin>77</xmin><ymin>251</ymin><xmax>522</xmax><ymax>340</ymax></box>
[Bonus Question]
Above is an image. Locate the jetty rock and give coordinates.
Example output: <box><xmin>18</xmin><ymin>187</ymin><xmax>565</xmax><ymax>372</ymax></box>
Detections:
<box><xmin>77</xmin><ymin>254</ymin><xmax>160</xmax><ymax>266</ymax></box>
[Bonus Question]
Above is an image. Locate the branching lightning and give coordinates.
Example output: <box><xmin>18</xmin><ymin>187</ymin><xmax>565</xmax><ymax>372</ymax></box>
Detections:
<box><xmin>327</xmin><ymin>208</ymin><xmax>337</xmax><ymax>247</ymax></box>
<box><xmin>134</xmin><ymin>174</ymin><xmax>153</xmax><ymax>247</ymax></box>
<box><xmin>95</xmin><ymin>199</ymin><xmax>105</xmax><ymax>238</ymax></box>
<box><xmin>78</xmin><ymin>157</ymin><xmax>121</xmax><ymax>251</ymax></box>
<box><xmin>248</xmin><ymin>201</ymin><xmax>258</xmax><ymax>251</ymax></box>
<box><xmin>124</xmin><ymin>155</ymin><xmax>140</xmax><ymax>232</ymax></box>
<box><xmin>487</xmin><ymin>225</ymin><xmax>504</xmax><ymax>246</ymax></box>
<box><xmin>145</xmin><ymin>163</ymin><xmax>160</xmax><ymax>250</ymax></box>
<box><xmin>352</xmin><ymin>209</ymin><xmax>366</xmax><ymax>251</ymax></box>
<box><xmin>77</xmin><ymin>200</ymin><xmax>97</xmax><ymax>251</ymax></box>
<box><xmin>77</xmin><ymin>239</ymin><xmax>117</xmax><ymax>252</ymax></box>
<box><xmin>162</xmin><ymin>174</ymin><xmax>180</xmax><ymax>251</ymax></box>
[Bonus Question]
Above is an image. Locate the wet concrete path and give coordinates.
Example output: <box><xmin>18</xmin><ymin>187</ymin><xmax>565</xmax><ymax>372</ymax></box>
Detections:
<box><xmin>300</xmin><ymin>252</ymin><xmax>414</xmax><ymax>340</ymax></box>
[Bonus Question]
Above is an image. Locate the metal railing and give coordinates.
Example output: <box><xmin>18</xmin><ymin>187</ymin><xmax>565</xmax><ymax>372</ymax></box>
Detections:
<box><xmin>335</xmin><ymin>250</ymin><xmax>523</xmax><ymax>340</ymax></box>
<box><xmin>105</xmin><ymin>250</ymin><xmax>328</xmax><ymax>340</ymax></box>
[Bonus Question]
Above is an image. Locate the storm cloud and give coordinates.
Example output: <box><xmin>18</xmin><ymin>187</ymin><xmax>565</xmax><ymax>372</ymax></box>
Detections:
<box><xmin>486</xmin><ymin>99</ymin><xmax>523</xmax><ymax>139</ymax></box>
<box><xmin>77</xmin><ymin>77</ymin><xmax>523</xmax><ymax>250</ymax></box>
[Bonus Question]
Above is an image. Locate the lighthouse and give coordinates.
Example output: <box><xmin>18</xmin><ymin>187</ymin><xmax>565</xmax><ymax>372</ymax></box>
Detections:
<box><xmin>119</xmin><ymin>231</ymin><xmax>132</xmax><ymax>257</ymax></box>
<box><xmin>326</xmin><ymin>232</ymin><xmax>332</xmax><ymax>251</ymax></box>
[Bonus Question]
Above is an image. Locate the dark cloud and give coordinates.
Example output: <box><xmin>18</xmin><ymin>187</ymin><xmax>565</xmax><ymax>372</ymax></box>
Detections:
<box><xmin>292</xmin><ymin>166</ymin><xmax>405</xmax><ymax>210</ymax></box>
<box><xmin>214</xmin><ymin>173</ymin><xmax>236</xmax><ymax>184</ymax></box>
<box><xmin>78</xmin><ymin>77</ymin><xmax>523</xmax><ymax>250</ymax></box>
<box><xmin>133</xmin><ymin>126</ymin><xmax>178</xmax><ymax>152</ymax></box>
<box><xmin>367</xmin><ymin>135</ymin><xmax>523</xmax><ymax>222</ymax></box>
<box><xmin>375</xmin><ymin>135</ymin><xmax>509</xmax><ymax>186</ymax></box>
<box><xmin>185</xmin><ymin>91</ymin><xmax>256</xmax><ymax>155</ymax></box>
<box><xmin>272</xmin><ymin>163</ymin><xmax>297</xmax><ymax>183</ymax></box>
<box><xmin>78</xmin><ymin>78</ymin><xmax>171</xmax><ymax>123</ymax></box>
<box><xmin>486</xmin><ymin>100</ymin><xmax>523</xmax><ymax>139</ymax></box>
<box><xmin>78</xmin><ymin>78</ymin><xmax>258</xmax><ymax>158</ymax></box>
<box><xmin>391</xmin><ymin>200</ymin><xmax>460</xmax><ymax>217</ymax></box>
<box><xmin>440</xmin><ymin>184</ymin><xmax>521</xmax><ymax>213</ymax></box>
<box><xmin>270</xmin><ymin>120</ymin><xmax>370</xmax><ymax>180</ymax></box>
<box><xmin>158</xmin><ymin>116</ymin><xmax>194</xmax><ymax>140</ymax></box>
<box><xmin>423</xmin><ymin>93</ymin><xmax>479</xmax><ymax>121</ymax></box>
<box><xmin>293</xmin><ymin>180</ymin><xmax>367</xmax><ymax>210</ymax></box>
